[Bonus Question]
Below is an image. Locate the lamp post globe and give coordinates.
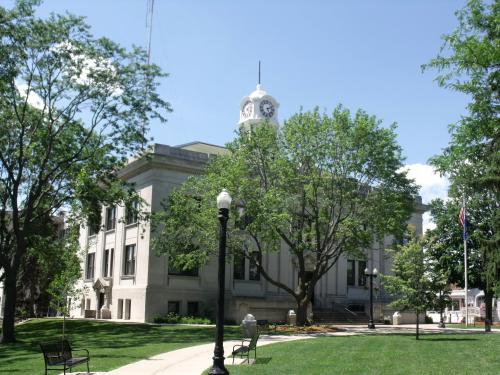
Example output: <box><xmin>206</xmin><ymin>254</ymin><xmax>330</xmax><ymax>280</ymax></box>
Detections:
<box><xmin>209</xmin><ymin>189</ymin><xmax>231</xmax><ymax>375</ymax></box>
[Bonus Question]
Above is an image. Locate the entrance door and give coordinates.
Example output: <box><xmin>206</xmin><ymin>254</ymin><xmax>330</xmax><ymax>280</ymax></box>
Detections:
<box><xmin>98</xmin><ymin>292</ymin><xmax>105</xmax><ymax>311</ymax></box>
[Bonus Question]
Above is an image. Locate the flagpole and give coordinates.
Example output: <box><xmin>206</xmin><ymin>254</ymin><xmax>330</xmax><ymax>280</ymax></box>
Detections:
<box><xmin>463</xmin><ymin>195</ymin><xmax>468</xmax><ymax>327</ymax></box>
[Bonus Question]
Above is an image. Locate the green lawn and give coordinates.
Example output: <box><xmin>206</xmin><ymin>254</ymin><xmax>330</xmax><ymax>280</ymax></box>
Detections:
<box><xmin>225</xmin><ymin>333</ymin><xmax>500</xmax><ymax>375</ymax></box>
<box><xmin>0</xmin><ymin>319</ymin><xmax>242</xmax><ymax>374</ymax></box>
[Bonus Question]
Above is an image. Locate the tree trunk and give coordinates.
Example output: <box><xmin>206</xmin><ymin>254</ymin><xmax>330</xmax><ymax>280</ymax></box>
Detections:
<box><xmin>484</xmin><ymin>290</ymin><xmax>493</xmax><ymax>333</ymax></box>
<box><xmin>1</xmin><ymin>269</ymin><xmax>18</xmax><ymax>343</ymax></box>
<box><xmin>416</xmin><ymin>309</ymin><xmax>420</xmax><ymax>340</ymax></box>
<box><xmin>296</xmin><ymin>298</ymin><xmax>310</xmax><ymax>326</ymax></box>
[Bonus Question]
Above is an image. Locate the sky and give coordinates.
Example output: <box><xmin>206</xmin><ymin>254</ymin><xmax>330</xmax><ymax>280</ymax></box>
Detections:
<box><xmin>6</xmin><ymin>0</ymin><xmax>468</xmax><ymax>228</ymax></box>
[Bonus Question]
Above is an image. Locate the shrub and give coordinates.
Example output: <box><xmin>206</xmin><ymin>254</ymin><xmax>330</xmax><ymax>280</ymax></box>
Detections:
<box><xmin>153</xmin><ymin>313</ymin><xmax>213</xmax><ymax>324</ymax></box>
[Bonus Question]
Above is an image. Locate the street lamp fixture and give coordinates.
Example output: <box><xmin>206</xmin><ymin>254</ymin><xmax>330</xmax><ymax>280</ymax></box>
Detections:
<box><xmin>365</xmin><ymin>267</ymin><xmax>378</xmax><ymax>329</ymax></box>
<box><xmin>209</xmin><ymin>189</ymin><xmax>232</xmax><ymax>375</ymax></box>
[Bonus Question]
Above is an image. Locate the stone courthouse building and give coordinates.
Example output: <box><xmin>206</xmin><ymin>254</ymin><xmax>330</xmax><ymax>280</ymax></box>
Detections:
<box><xmin>71</xmin><ymin>84</ymin><xmax>427</xmax><ymax>323</ymax></box>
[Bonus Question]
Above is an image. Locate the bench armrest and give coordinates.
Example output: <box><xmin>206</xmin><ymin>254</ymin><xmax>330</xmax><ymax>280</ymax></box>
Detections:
<box><xmin>232</xmin><ymin>344</ymin><xmax>248</xmax><ymax>353</ymax></box>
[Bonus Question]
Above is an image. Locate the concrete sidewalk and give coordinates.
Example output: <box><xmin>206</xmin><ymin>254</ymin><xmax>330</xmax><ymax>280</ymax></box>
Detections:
<box><xmin>105</xmin><ymin>334</ymin><xmax>312</xmax><ymax>375</ymax></box>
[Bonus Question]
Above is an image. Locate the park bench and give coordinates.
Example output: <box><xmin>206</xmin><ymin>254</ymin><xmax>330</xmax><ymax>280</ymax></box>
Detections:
<box><xmin>40</xmin><ymin>339</ymin><xmax>90</xmax><ymax>375</ymax></box>
<box><xmin>231</xmin><ymin>330</ymin><xmax>260</xmax><ymax>364</ymax></box>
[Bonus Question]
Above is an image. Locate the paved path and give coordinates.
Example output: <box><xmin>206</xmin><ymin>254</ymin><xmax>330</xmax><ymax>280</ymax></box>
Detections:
<box><xmin>63</xmin><ymin>324</ymin><xmax>499</xmax><ymax>375</ymax></box>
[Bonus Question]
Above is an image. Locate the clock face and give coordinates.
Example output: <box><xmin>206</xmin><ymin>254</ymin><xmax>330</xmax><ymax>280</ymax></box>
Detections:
<box><xmin>242</xmin><ymin>101</ymin><xmax>252</xmax><ymax>118</ymax></box>
<box><xmin>259</xmin><ymin>99</ymin><xmax>275</xmax><ymax>118</ymax></box>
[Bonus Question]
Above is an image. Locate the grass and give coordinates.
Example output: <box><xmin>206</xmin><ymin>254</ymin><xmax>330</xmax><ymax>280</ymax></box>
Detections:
<box><xmin>445</xmin><ymin>323</ymin><xmax>498</xmax><ymax>330</ymax></box>
<box><xmin>225</xmin><ymin>333</ymin><xmax>500</xmax><ymax>375</ymax></box>
<box><xmin>0</xmin><ymin>318</ymin><xmax>242</xmax><ymax>374</ymax></box>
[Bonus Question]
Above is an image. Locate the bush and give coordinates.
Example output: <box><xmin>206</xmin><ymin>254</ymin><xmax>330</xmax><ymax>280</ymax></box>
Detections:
<box><xmin>153</xmin><ymin>313</ymin><xmax>212</xmax><ymax>324</ymax></box>
<box><xmin>424</xmin><ymin>315</ymin><xmax>433</xmax><ymax>324</ymax></box>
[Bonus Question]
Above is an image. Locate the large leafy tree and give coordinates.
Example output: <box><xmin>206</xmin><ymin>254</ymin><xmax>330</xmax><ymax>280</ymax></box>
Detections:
<box><xmin>427</xmin><ymin>196</ymin><xmax>498</xmax><ymax>331</ymax></box>
<box><xmin>423</xmin><ymin>0</ymin><xmax>499</xmax><ymax>332</ymax></box>
<box><xmin>382</xmin><ymin>231</ymin><xmax>434</xmax><ymax>340</ymax></box>
<box><xmin>153</xmin><ymin>107</ymin><xmax>417</xmax><ymax>325</ymax></box>
<box><xmin>0</xmin><ymin>1</ymin><xmax>170</xmax><ymax>343</ymax></box>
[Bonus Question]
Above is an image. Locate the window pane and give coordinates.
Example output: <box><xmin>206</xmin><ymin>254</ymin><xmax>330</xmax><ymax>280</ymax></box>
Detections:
<box><xmin>249</xmin><ymin>257</ymin><xmax>260</xmax><ymax>281</ymax></box>
<box><xmin>124</xmin><ymin>244</ymin><xmax>136</xmax><ymax>275</ymax></box>
<box><xmin>347</xmin><ymin>260</ymin><xmax>355</xmax><ymax>286</ymax></box>
<box><xmin>168</xmin><ymin>301</ymin><xmax>180</xmax><ymax>314</ymax></box>
<box><xmin>187</xmin><ymin>302</ymin><xmax>199</xmax><ymax>317</ymax></box>
<box><xmin>103</xmin><ymin>249</ymin><xmax>109</xmax><ymax>277</ymax></box>
<box><xmin>233</xmin><ymin>256</ymin><xmax>245</xmax><ymax>280</ymax></box>
<box><xmin>126</xmin><ymin>201</ymin><xmax>138</xmax><ymax>225</ymax></box>
<box><xmin>86</xmin><ymin>253</ymin><xmax>95</xmax><ymax>279</ymax></box>
<box><xmin>106</xmin><ymin>207</ymin><xmax>116</xmax><ymax>230</ymax></box>
<box><xmin>109</xmin><ymin>249</ymin><xmax>114</xmax><ymax>277</ymax></box>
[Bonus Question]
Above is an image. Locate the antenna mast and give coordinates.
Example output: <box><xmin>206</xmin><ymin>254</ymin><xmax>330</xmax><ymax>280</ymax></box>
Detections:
<box><xmin>258</xmin><ymin>60</ymin><xmax>261</xmax><ymax>85</ymax></box>
<box><xmin>142</xmin><ymin>0</ymin><xmax>155</xmax><ymax>150</ymax></box>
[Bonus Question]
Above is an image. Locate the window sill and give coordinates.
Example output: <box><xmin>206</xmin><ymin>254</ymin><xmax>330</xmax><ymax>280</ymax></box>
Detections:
<box><xmin>121</xmin><ymin>275</ymin><xmax>135</xmax><ymax>279</ymax></box>
<box><xmin>84</xmin><ymin>278</ymin><xmax>94</xmax><ymax>283</ymax></box>
<box><xmin>125</xmin><ymin>222</ymin><xmax>138</xmax><ymax>229</ymax></box>
<box><xmin>105</xmin><ymin>228</ymin><xmax>116</xmax><ymax>234</ymax></box>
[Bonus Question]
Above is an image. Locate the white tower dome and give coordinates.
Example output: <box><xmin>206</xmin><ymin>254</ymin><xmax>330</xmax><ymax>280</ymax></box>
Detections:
<box><xmin>238</xmin><ymin>83</ymin><xmax>279</xmax><ymax>131</ymax></box>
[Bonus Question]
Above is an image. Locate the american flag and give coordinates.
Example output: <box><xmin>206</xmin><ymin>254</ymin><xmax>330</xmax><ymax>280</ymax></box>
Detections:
<box><xmin>459</xmin><ymin>206</ymin><xmax>467</xmax><ymax>239</ymax></box>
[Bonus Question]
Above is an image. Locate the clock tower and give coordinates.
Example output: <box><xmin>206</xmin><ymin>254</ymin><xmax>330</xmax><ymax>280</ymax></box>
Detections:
<box><xmin>238</xmin><ymin>83</ymin><xmax>280</xmax><ymax>131</ymax></box>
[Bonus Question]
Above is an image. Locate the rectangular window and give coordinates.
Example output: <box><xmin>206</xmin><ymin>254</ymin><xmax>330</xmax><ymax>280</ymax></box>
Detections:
<box><xmin>347</xmin><ymin>260</ymin><xmax>355</xmax><ymax>286</ymax></box>
<box><xmin>88</xmin><ymin>224</ymin><xmax>98</xmax><ymax>237</ymax></box>
<box><xmin>103</xmin><ymin>249</ymin><xmax>109</xmax><ymax>277</ymax></box>
<box><xmin>103</xmin><ymin>248</ymin><xmax>114</xmax><ymax>277</ymax></box>
<box><xmin>109</xmin><ymin>248</ymin><xmax>114</xmax><ymax>277</ymax></box>
<box><xmin>85</xmin><ymin>299</ymin><xmax>91</xmax><ymax>310</ymax></box>
<box><xmin>125</xmin><ymin>201</ymin><xmax>139</xmax><ymax>225</ymax></box>
<box><xmin>187</xmin><ymin>301</ymin><xmax>199</xmax><ymax>317</ymax></box>
<box><xmin>85</xmin><ymin>253</ymin><xmax>95</xmax><ymax>279</ymax></box>
<box><xmin>168</xmin><ymin>301</ymin><xmax>180</xmax><ymax>314</ymax></box>
<box><xmin>125</xmin><ymin>299</ymin><xmax>131</xmax><ymax>320</ymax></box>
<box><xmin>233</xmin><ymin>256</ymin><xmax>245</xmax><ymax>280</ymax></box>
<box><xmin>117</xmin><ymin>299</ymin><xmax>123</xmax><ymax>319</ymax></box>
<box><xmin>249</xmin><ymin>257</ymin><xmax>260</xmax><ymax>281</ymax></box>
<box><xmin>123</xmin><ymin>244</ymin><xmax>136</xmax><ymax>276</ymax></box>
<box><xmin>168</xmin><ymin>263</ymin><xmax>198</xmax><ymax>277</ymax></box>
<box><xmin>358</xmin><ymin>261</ymin><xmax>367</xmax><ymax>286</ymax></box>
<box><xmin>105</xmin><ymin>206</ymin><xmax>116</xmax><ymax>231</ymax></box>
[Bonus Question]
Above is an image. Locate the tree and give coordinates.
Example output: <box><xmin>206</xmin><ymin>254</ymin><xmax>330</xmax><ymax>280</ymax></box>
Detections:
<box><xmin>423</xmin><ymin>0</ymin><xmax>500</xmax><ymax>330</ymax></box>
<box><xmin>427</xmin><ymin>196</ymin><xmax>498</xmax><ymax>331</ymax></box>
<box><xmin>382</xmin><ymin>231</ymin><xmax>434</xmax><ymax>340</ymax></box>
<box><xmin>15</xmin><ymin>215</ymin><xmax>80</xmax><ymax>319</ymax></box>
<box><xmin>0</xmin><ymin>1</ymin><xmax>171</xmax><ymax>343</ymax></box>
<box><xmin>153</xmin><ymin>107</ymin><xmax>417</xmax><ymax>326</ymax></box>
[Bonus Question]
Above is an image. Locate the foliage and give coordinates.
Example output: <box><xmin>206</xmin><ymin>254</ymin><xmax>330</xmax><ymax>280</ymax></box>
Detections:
<box><xmin>382</xmin><ymin>230</ymin><xmax>433</xmax><ymax>339</ymax></box>
<box><xmin>423</xmin><ymin>0</ymin><xmax>500</xmax><ymax>318</ymax></box>
<box><xmin>0</xmin><ymin>0</ymin><xmax>171</xmax><ymax>343</ymax></box>
<box><xmin>153</xmin><ymin>313</ymin><xmax>213</xmax><ymax>325</ymax></box>
<box><xmin>16</xmin><ymin>216</ymin><xmax>81</xmax><ymax>318</ymax></box>
<box><xmin>153</xmin><ymin>107</ymin><xmax>418</xmax><ymax>325</ymax></box>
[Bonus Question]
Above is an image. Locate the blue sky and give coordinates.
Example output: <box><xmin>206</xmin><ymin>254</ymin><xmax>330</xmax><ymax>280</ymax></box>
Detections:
<box><xmin>23</xmin><ymin>0</ymin><xmax>469</xmax><ymax>165</ymax></box>
<box><xmin>8</xmin><ymin>0</ymin><xmax>465</xmax><ymax>223</ymax></box>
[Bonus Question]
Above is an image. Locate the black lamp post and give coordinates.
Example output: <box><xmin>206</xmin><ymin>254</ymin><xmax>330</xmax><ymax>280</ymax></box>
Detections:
<box><xmin>364</xmin><ymin>267</ymin><xmax>378</xmax><ymax>329</ymax></box>
<box><xmin>209</xmin><ymin>189</ymin><xmax>232</xmax><ymax>375</ymax></box>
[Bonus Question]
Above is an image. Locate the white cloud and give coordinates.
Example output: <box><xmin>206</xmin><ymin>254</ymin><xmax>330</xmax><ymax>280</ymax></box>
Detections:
<box><xmin>402</xmin><ymin>163</ymin><xmax>449</xmax><ymax>232</ymax></box>
<box><xmin>16</xmin><ymin>83</ymin><xmax>44</xmax><ymax>110</ymax></box>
